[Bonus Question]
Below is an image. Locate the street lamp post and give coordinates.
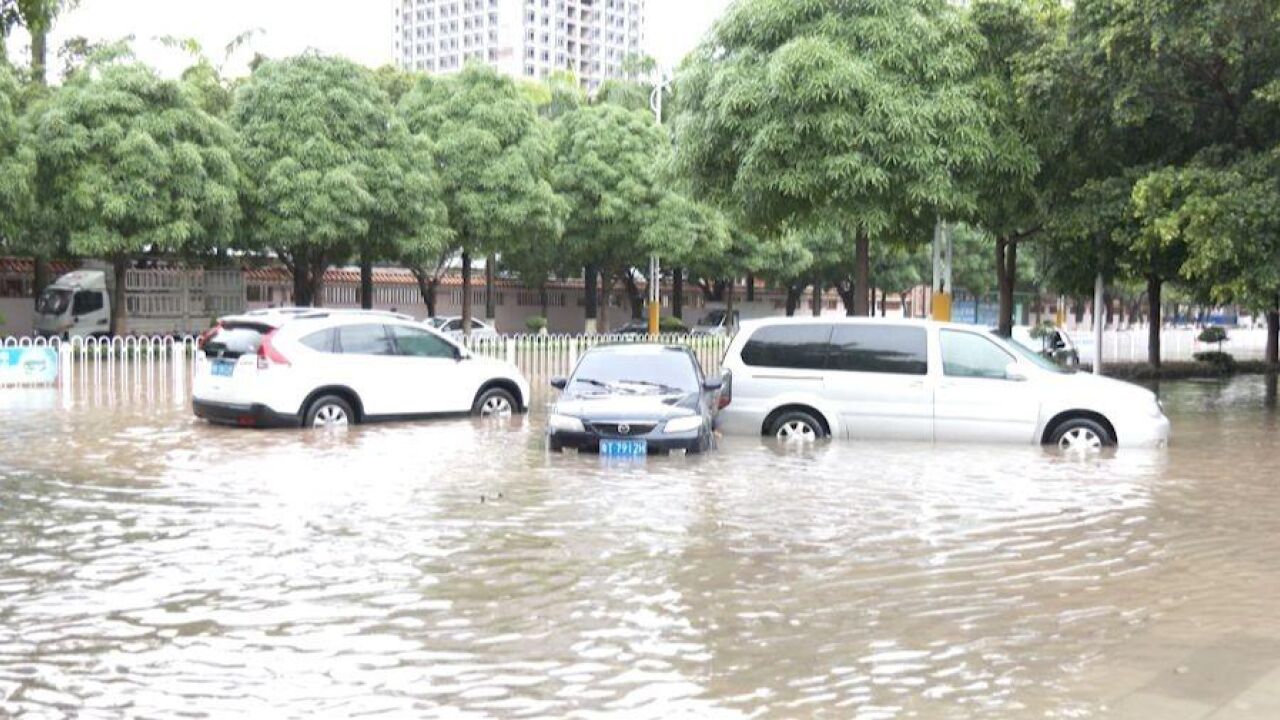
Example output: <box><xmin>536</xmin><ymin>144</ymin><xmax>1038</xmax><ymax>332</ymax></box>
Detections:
<box><xmin>647</xmin><ymin>71</ymin><xmax>672</xmax><ymax>338</ymax></box>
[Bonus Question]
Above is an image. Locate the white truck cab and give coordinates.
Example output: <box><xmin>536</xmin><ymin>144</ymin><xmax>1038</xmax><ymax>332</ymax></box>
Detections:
<box><xmin>34</xmin><ymin>271</ymin><xmax>111</xmax><ymax>339</ymax></box>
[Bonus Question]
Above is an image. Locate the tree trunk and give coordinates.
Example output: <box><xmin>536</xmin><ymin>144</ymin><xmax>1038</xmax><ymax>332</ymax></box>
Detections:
<box><xmin>110</xmin><ymin>256</ymin><xmax>128</xmax><ymax>336</ymax></box>
<box><xmin>725</xmin><ymin>276</ymin><xmax>736</xmax><ymax>331</ymax></box>
<box><xmin>853</xmin><ymin>231</ymin><xmax>870</xmax><ymax>316</ymax></box>
<box><xmin>29</xmin><ymin>29</ymin><xmax>51</xmax><ymax>304</ymax></box>
<box><xmin>995</xmin><ymin>236</ymin><xmax>1016</xmax><ymax>337</ymax></box>
<box><xmin>785</xmin><ymin>284</ymin><xmax>801</xmax><ymax>317</ymax></box>
<box><xmin>623</xmin><ymin>272</ymin><xmax>644</xmax><ymax>319</ymax></box>
<box><xmin>584</xmin><ymin>264</ymin><xmax>598</xmax><ymax>332</ymax></box>
<box><xmin>880</xmin><ymin>288</ymin><xmax>887</xmax><ymax>317</ymax></box>
<box><xmin>812</xmin><ymin>281</ymin><xmax>822</xmax><ymax>317</ymax></box>
<box><xmin>1266</xmin><ymin>297</ymin><xmax>1279</xmax><ymax>366</ymax></box>
<box><xmin>834</xmin><ymin>281</ymin><xmax>857</xmax><ymax>316</ymax></box>
<box><xmin>412</xmin><ymin>270</ymin><xmax>437</xmax><ymax>317</ymax></box>
<box><xmin>672</xmin><ymin>266</ymin><xmax>683</xmax><ymax>319</ymax></box>
<box><xmin>484</xmin><ymin>253</ymin><xmax>496</xmax><ymax>321</ymax></box>
<box><xmin>900</xmin><ymin>292</ymin><xmax>910</xmax><ymax>319</ymax></box>
<box><xmin>309</xmin><ymin>253</ymin><xmax>326</xmax><ymax>308</ymax></box>
<box><xmin>33</xmin><ymin>258</ymin><xmax>51</xmax><ymax>305</ymax></box>
<box><xmin>359</xmin><ymin>253</ymin><xmax>373</xmax><ymax>309</ymax></box>
<box><xmin>745</xmin><ymin>271</ymin><xmax>755</xmax><ymax>302</ymax></box>
<box><xmin>461</xmin><ymin>251</ymin><xmax>472</xmax><ymax>336</ymax></box>
<box><xmin>290</xmin><ymin>250</ymin><xmax>310</xmax><ymax>306</ymax></box>
<box><xmin>599</xmin><ymin>274</ymin><xmax>612</xmax><ymax>332</ymax></box>
<box><xmin>1147</xmin><ymin>275</ymin><xmax>1162</xmax><ymax>367</ymax></box>
<box><xmin>539</xmin><ymin>284</ymin><xmax>549</xmax><ymax>321</ymax></box>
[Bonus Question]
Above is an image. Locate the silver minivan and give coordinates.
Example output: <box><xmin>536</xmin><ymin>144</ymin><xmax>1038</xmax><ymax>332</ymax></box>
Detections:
<box><xmin>716</xmin><ymin>318</ymin><xmax>1169</xmax><ymax>449</ymax></box>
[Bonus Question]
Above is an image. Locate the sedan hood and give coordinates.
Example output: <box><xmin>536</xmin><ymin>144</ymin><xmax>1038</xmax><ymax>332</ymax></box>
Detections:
<box><xmin>554</xmin><ymin>392</ymin><xmax>699</xmax><ymax>421</ymax></box>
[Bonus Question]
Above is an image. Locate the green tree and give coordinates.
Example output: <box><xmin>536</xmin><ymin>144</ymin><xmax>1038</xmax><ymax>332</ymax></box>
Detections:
<box><xmin>400</xmin><ymin>65</ymin><xmax>563</xmax><ymax>335</ymax></box>
<box><xmin>233</xmin><ymin>55</ymin><xmax>443</xmax><ymax>308</ymax></box>
<box><xmin>29</xmin><ymin>62</ymin><xmax>240</xmax><ymax>334</ymax></box>
<box><xmin>0</xmin><ymin>62</ymin><xmax>34</xmax><ymax>252</ymax></box>
<box><xmin>674</xmin><ymin>0</ymin><xmax>994</xmax><ymax>316</ymax></box>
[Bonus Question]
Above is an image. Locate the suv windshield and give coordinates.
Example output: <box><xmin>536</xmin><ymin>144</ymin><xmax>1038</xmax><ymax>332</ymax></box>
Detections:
<box><xmin>569</xmin><ymin>350</ymin><xmax>699</xmax><ymax>396</ymax></box>
<box><xmin>999</xmin><ymin>332</ymin><xmax>1073</xmax><ymax>374</ymax></box>
<box><xmin>36</xmin><ymin>288</ymin><xmax>72</xmax><ymax>315</ymax></box>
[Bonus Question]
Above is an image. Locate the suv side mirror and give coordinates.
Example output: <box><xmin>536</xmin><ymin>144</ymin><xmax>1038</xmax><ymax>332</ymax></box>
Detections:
<box><xmin>1005</xmin><ymin>362</ymin><xmax>1028</xmax><ymax>382</ymax></box>
<box><xmin>550</xmin><ymin>376</ymin><xmax>568</xmax><ymax>390</ymax></box>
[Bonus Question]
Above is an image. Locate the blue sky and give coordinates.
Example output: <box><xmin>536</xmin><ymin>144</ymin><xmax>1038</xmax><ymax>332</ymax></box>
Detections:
<box><xmin>4</xmin><ymin>0</ymin><xmax>733</xmax><ymax>79</ymax></box>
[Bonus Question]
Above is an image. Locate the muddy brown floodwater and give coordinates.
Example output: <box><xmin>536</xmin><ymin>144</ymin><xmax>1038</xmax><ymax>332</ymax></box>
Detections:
<box><xmin>2</xmin><ymin>377</ymin><xmax>1280</xmax><ymax>719</ymax></box>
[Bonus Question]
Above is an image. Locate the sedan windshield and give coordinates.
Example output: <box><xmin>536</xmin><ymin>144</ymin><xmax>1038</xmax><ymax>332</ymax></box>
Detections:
<box><xmin>999</xmin><ymin>332</ymin><xmax>1073</xmax><ymax>374</ymax></box>
<box><xmin>569</xmin><ymin>351</ymin><xmax>699</xmax><ymax>396</ymax></box>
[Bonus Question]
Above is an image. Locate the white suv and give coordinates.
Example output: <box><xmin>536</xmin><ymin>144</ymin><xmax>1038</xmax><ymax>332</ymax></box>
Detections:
<box><xmin>716</xmin><ymin>318</ymin><xmax>1170</xmax><ymax>449</ymax></box>
<box><xmin>193</xmin><ymin>311</ymin><xmax>530</xmax><ymax>428</ymax></box>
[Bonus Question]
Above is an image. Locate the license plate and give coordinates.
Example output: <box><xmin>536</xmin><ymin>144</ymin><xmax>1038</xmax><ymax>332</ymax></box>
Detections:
<box><xmin>600</xmin><ymin>439</ymin><xmax>647</xmax><ymax>457</ymax></box>
<box><xmin>211</xmin><ymin>360</ymin><xmax>236</xmax><ymax>377</ymax></box>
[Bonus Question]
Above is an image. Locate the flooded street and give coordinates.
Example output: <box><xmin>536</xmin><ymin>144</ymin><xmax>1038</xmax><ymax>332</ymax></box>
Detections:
<box><xmin>2</xmin><ymin>378</ymin><xmax>1280</xmax><ymax>718</ymax></box>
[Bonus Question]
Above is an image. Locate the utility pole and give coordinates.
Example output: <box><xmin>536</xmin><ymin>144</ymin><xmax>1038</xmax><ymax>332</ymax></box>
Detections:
<box><xmin>931</xmin><ymin>220</ymin><xmax>953</xmax><ymax>321</ymax></box>
<box><xmin>647</xmin><ymin>70</ymin><xmax>672</xmax><ymax>338</ymax></box>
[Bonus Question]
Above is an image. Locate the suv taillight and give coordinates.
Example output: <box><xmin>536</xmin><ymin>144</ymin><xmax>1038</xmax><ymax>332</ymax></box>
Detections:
<box><xmin>257</xmin><ymin>330</ymin><xmax>291</xmax><ymax>369</ymax></box>
<box><xmin>717</xmin><ymin>369</ymin><xmax>732</xmax><ymax>409</ymax></box>
<box><xmin>197</xmin><ymin>323</ymin><xmax>221</xmax><ymax>351</ymax></box>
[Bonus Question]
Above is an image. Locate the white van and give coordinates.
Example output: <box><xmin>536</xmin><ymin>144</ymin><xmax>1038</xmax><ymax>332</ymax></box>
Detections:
<box><xmin>33</xmin><ymin>271</ymin><xmax>111</xmax><ymax>339</ymax></box>
<box><xmin>716</xmin><ymin>318</ymin><xmax>1169</xmax><ymax>449</ymax></box>
<box><xmin>692</xmin><ymin>301</ymin><xmax>775</xmax><ymax>336</ymax></box>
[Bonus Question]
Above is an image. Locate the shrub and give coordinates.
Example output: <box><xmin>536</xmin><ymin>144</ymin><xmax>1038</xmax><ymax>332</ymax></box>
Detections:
<box><xmin>1198</xmin><ymin>325</ymin><xmax>1228</xmax><ymax>350</ymax></box>
<box><xmin>525</xmin><ymin>316</ymin><xmax>548</xmax><ymax>333</ymax></box>
<box><xmin>659</xmin><ymin>316</ymin><xmax>689</xmax><ymax>334</ymax></box>
<box><xmin>1028</xmin><ymin>321</ymin><xmax>1057</xmax><ymax>341</ymax></box>
<box><xmin>1193</xmin><ymin>350</ymin><xmax>1236</xmax><ymax>373</ymax></box>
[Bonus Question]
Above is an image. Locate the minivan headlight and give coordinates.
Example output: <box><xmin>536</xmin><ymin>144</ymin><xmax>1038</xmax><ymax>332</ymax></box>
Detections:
<box><xmin>549</xmin><ymin>414</ymin><xmax>584</xmax><ymax>433</ymax></box>
<box><xmin>664</xmin><ymin>415</ymin><xmax>704</xmax><ymax>434</ymax></box>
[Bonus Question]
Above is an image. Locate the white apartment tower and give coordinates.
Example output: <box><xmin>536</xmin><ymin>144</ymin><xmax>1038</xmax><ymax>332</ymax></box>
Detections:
<box><xmin>394</xmin><ymin>0</ymin><xmax>646</xmax><ymax>92</ymax></box>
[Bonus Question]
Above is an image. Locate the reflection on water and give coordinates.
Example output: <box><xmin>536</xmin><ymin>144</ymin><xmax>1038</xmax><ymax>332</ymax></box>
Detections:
<box><xmin>2</xmin><ymin>378</ymin><xmax>1279</xmax><ymax>718</ymax></box>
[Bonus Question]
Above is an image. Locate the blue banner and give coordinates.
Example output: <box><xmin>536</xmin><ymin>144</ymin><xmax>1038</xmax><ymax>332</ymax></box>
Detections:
<box><xmin>0</xmin><ymin>347</ymin><xmax>59</xmax><ymax>386</ymax></box>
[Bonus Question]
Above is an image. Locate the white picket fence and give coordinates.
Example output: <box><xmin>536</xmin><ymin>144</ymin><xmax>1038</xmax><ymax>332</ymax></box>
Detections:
<box><xmin>0</xmin><ymin>333</ymin><xmax>732</xmax><ymax>400</ymax></box>
<box><xmin>1076</xmin><ymin>327</ymin><xmax>1271</xmax><ymax>364</ymax></box>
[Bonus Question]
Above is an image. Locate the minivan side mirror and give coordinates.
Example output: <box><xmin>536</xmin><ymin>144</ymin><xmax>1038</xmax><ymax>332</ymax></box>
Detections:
<box><xmin>453</xmin><ymin>346</ymin><xmax>470</xmax><ymax>361</ymax></box>
<box><xmin>1005</xmin><ymin>362</ymin><xmax>1028</xmax><ymax>382</ymax></box>
<box><xmin>550</xmin><ymin>376</ymin><xmax>568</xmax><ymax>390</ymax></box>
<box><xmin>702</xmin><ymin>378</ymin><xmax>723</xmax><ymax>392</ymax></box>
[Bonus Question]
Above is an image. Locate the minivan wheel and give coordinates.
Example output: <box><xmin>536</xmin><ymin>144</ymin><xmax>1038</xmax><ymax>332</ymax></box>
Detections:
<box><xmin>472</xmin><ymin>387</ymin><xmax>516</xmax><ymax>417</ymax></box>
<box><xmin>768</xmin><ymin>411</ymin><xmax>826</xmax><ymax>442</ymax></box>
<box><xmin>305</xmin><ymin>395</ymin><xmax>354</xmax><ymax>429</ymax></box>
<box><xmin>1049</xmin><ymin>418</ymin><xmax>1112</xmax><ymax>451</ymax></box>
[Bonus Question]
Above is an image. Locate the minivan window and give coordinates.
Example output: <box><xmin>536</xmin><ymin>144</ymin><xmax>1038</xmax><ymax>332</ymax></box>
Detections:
<box><xmin>337</xmin><ymin>324</ymin><xmax>395</xmax><ymax>356</ymax></box>
<box><xmin>740</xmin><ymin>324</ymin><xmax>833</xmax><ymax>370</ymax></box>
<box><xmin>940</xmin><ymin>330</ymin><xmax>1016</xmax><ymax>379</ymax></box>
<box><xmin>829</xmin><ymin>325</ymin><xmax>927</xmax><ymax>375</ymax></box>
<box><xmin>72</xmin><ymin>290</ymin><xmax>104</xmax><ymax>315</ymax></box>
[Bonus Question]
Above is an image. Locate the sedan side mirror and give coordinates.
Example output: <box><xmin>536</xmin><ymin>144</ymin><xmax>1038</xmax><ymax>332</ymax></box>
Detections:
<box><xmin>550</xmin><ymin>376</ymin><xmax>568</xmax><ymax>390</ymax></box>
<box><xmin>702</xmin><ymin>378</ymin><xmax>723</xmax><ymax>392</ymax></box>
<box><xmin>1005</xmin><ymin>362</ymin><xmax>1028</xmax><ymax>382</ymax></box>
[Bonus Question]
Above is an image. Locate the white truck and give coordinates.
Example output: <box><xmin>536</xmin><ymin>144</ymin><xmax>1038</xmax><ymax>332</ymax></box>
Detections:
<box><xmin>34</xmin><ymin>266</ymin><xmax>245</xmax><ymax>339</ymax></box>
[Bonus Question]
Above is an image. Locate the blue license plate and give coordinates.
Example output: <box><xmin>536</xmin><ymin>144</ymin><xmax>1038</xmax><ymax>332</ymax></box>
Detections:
<box><xmin>600</xmin><ymin>439</ymin><xmax>647</xmax><ymax>457</ymax></box>
<box><xmin>211</xmin><ymin>360</ymin><xmax>236</xmax><ymax>377</ymax></box>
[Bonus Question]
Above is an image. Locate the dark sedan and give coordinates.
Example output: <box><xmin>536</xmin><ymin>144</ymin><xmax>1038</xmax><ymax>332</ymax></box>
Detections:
<box><xmin>547</xmin><ymin>344</ymin><xmax>722</xmax><ymax>455</ymax></box>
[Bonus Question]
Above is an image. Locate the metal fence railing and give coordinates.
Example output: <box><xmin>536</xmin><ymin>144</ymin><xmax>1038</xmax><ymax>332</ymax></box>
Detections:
<box><xmin>0</xmin><ymin>333</ymin><xmax>733</xmax><ymax>401</ymax></box>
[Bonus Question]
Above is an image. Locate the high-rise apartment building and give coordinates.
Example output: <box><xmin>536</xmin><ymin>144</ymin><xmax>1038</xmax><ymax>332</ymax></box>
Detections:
<box><xmin>393</xmin><ymin>0</ymin><xmax>646</xmax><ymax>92</ymax></box>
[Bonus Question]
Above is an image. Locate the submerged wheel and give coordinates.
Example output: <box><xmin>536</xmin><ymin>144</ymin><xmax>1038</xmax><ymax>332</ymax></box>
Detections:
<box><xmin>472</xmin><ymin>387</ymin><xmax>516</xmax><ymax>417</ymax></box>
<box><xmin>1049</xmin><ymin>418</ymin><xmax>1112</xmax><ymax>451</ymax></box>
<box><xmin>768</xmin><ymin>410</ymin><xmax>826</xmax><ymax>442</ymax></box>
<box><xmin>305</xmin><ymin>395</ymin><xmax>354</xmax><ymax>429</ymax></box>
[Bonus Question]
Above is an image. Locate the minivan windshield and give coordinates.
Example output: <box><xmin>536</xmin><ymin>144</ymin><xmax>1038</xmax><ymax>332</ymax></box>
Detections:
<box><xmin>999</xmin><ymin>332</ymin><xmax>1073</xmax><ymax>374</ymax></box>
<box><xmin>569</xmin><ymin>350</ymin><xmax>699</xmax><ymax>396</ymax></box>
<box><xmin>36</xmin><ymin>288</ymin><xmax>72</xmax><ymax>316</ymax></box>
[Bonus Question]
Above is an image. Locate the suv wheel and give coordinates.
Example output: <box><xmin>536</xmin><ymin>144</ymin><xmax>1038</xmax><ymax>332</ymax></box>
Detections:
<box><xmin>472</xmin><ymin>387</ymin><xmax>516</xmax><ymax>417</ymax></box>
<box><xmin>305</xmin><ymin>395</ymin><xmax>354</xmax><ymax>429</ymax></box>
<box><xmin>1049</xmin><ymin>418</ymin><xmax>1112</xmax><ymax>451</ymax></box>
<box><xmin>768</xmin><ymin>410</ymin><xmax>826</xmax><ymax>442</ymax></box>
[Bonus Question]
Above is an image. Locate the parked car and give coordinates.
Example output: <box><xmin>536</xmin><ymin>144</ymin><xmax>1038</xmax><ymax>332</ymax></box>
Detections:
<box><xmin>428</xmin><ymin>316</ymin><xmax>500</xmax><ymax>341</ymax></box>
<box><xmin>1010</xmin><ymin>324</ymin><xmax>1079</xmax><ymax>367</ymax></box>
<box><xmin>547</xmin><ymin>344</ymin><xmax>722</xmax><ymax>455</ymax></box>
<box><xmin>610</xmin><ymin>318</ymin><xmax>690</xmax><ymax>336</ymax></box>
<box><xmin>193</xmin><ymin>310</ymin><xmax>529</xmax><ymax>428</ymax></box>
<box><xmin>716</xmin><ymin>318</ymin><xmax>1170</xmax><ymax>449</ymax></box>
